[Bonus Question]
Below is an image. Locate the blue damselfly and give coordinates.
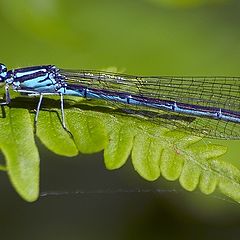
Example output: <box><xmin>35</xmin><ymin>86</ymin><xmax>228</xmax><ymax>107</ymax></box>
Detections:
<box><xmin>0</xmin><ymin>64</ymin><xmax>239</xmax><ymax>139</ymax></box>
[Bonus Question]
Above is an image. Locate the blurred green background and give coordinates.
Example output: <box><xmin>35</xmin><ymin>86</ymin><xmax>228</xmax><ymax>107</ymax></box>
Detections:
<box><xmin>1</xmin><ymin>0</ymin><xmax>240</xmax><ymax>239</ymax></box>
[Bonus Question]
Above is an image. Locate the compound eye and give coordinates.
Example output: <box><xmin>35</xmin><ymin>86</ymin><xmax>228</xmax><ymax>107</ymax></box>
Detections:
<box><xmin>0</xmin><ymin>63</ymin><xmax>7</xmax><ymax>80</ymax></box>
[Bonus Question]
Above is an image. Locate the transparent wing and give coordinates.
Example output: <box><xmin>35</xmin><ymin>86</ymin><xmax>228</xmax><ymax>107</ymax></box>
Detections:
<box><xmin>60</xmin><ymin>69</ymin><xmax>240</xmax><ymax>111</ymax></box>
<box><xmin>124</xmin><ymin>108</ymin><xmax>240</xmax><ymax>139</ymax></box>
<box><xmin>59</xmin><ymin>69</ymin><xmax>240</xmax><ymax>139</ymax></box>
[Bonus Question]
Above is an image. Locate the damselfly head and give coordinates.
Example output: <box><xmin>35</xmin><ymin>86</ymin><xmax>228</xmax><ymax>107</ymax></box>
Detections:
<box><xmin>0</xmin><ymin>63</ymin><xmax>7</xmax><ymax>82</ymax></box>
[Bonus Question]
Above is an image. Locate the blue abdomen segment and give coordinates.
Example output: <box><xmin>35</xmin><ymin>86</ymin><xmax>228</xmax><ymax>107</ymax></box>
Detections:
<box><xmin>60</xmin><ymin>85</ymin><xmax>240</xmax><ymax>124</ymax></box>
<box><xmin>58</xmin><ymin>84</ymin><xmax>85</xmax><ymax>97</ymax></box>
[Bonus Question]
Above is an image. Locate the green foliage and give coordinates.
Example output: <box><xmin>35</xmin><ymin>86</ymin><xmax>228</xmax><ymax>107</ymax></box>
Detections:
<box><xmin>147</xmin><ymin>0</ymin><xmax>230</xmax><ymax>8</ymax></box>
<box><xmin>37</xmin><ymin>110</ymin><xmax>78</xmax><ymax>157</ymax></box>
<box><xmin>0</xmin><ymin>107</ymin><xmax>39</xmax><ymax>202</ymax></box>
<box><xmin>0</xmin><ymin>95</ymin><xmax>239</xmax><ymax>203</ymax></box>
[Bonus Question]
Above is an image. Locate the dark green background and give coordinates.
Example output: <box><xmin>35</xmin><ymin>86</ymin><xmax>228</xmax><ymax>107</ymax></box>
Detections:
<box><xmin>0</xmin><ymin>0</ymin><xmax>240</xmax><ymax>239</ymax></box>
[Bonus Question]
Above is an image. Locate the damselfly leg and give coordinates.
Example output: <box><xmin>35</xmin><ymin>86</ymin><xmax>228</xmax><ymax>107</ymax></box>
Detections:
<box><xmin>60</xmin><ymin>93</ymin><xmax>66</xmax><ymax>128</ymax></box>
<box><xmin>34</xmin><ymin>93</ymin><xmax>66</xmax><ymax>131</ymax></box>
<box><xmin>0</xmin><ymin>84</ymin><xmax>11</xmax><ymax>105</ymax></box>
<box><xmin>34</xmin><ymin>94</ymin><xmax>43</xmax><ymax>130</ymax></box>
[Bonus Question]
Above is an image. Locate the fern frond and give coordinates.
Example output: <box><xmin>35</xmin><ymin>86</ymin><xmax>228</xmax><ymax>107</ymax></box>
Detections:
<box><xmin>0</xmin><ymin>95</ymin><xmax>239</xmax><ymax>203</ymax></box>
<box><xmin>0</xmin><ymin>108</ymin><xmax>39</xmax><ymax>202</ymax></box>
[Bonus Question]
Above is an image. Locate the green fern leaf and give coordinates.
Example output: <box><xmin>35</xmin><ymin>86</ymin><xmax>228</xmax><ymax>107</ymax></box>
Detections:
<box><xmin>34</xmin><ymin>98</ymin><xmax>240</xmax><ymax>203</ymax></box>
<box><xmin>37</xmin><ymin>110</ymin><xmax>78</xmax><ymax>157</ymax></box>
<box><xmin>67</xmin><ymin>110</ymin><xmax>108</xmax><ymax>153</ymax></box>
<box><xmin>0</xmin><ymin>107</ymin><xmax>39</xmax><ymax>202</ymax></box>
<box><xmin>0</xmin><ymin>94</ymin><xmax>239</xmax><ymax>203</ymax></box>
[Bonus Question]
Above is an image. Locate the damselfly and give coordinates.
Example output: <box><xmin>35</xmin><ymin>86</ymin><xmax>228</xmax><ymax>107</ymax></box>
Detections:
<box><xmin>0</xmin><ymin>64</ymin><xmax>239</xmax><ymax>139</ymax></box>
